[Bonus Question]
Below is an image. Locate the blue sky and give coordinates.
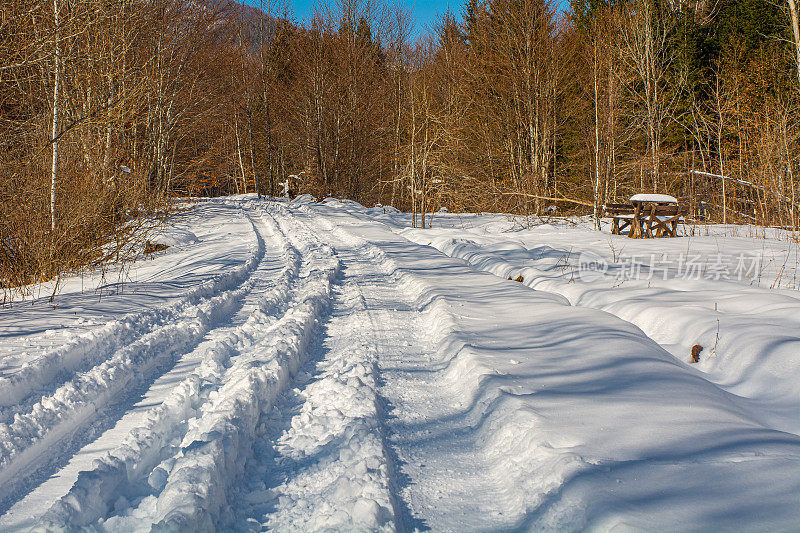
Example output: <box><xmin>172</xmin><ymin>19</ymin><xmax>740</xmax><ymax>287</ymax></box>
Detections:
<box><xmin>246</xmin><ymin>1</ymin><xmax>567</xmax><ymax>40</ymax></box>
<box><xmin>286</xmin><ymin>1</ymin><xmax>464</xmax><ymax>34</ymax></box>
<box><xmin>242</xmin><ymin>1</ymin><xmax>474</xmax><ymax>39</ymax></box>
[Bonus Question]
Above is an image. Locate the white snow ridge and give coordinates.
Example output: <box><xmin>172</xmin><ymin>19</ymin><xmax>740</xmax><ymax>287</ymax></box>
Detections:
<box><xmin>0</xmin><ymin>196</ymin><xmax>799</xmax><ymax>532</ymax></box>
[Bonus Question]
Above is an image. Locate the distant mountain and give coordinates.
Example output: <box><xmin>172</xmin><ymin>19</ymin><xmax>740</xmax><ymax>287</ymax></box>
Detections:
<box><xmin>195</xmin><ymin>0</ymin><xmax>273</xmax><ymax>23</ymax></box>
<box><xmin>190</xmin><ymin>0</ymin><xmax>280</xmax><ymax>45</ymax></box>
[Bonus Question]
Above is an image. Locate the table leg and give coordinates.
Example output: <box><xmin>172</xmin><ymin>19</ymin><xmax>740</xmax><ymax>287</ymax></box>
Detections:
<box><xmin>629</xmin><ymin>204</ymin><xmax>641</xmax><ymax>238</ymax></box>
<box><xmin>646</xmin><ymin>206</ymin><xmax>656</xmax><ymax>238</ymax></box>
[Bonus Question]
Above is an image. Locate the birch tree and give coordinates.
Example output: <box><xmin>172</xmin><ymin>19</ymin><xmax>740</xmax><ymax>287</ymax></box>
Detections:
<box><xmin>50</xmin><ymin>0</ymin><xmax>60</xmax><ymax>231</ymax></box>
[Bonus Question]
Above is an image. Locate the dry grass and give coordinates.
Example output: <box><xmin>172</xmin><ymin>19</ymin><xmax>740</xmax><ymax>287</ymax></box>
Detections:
<box><xmin>0</xmin><ymin>163</ymin><xmax>171</xmax><ymax>299</ymax></box>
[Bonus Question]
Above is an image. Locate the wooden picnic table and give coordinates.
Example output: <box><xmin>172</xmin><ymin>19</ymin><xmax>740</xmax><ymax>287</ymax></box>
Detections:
<box><xmin>604</xmin><ymin>194</ymin><xmax>685</xmax><ymax>238</ymax></box>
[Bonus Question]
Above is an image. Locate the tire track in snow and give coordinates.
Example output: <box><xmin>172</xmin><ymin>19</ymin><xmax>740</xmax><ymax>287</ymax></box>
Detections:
<box><xmin>97</xmin><ymin>203</ymin><xmax>341</xmax><ymax>532</ymax></box>
<box><xmin>7</xmin><ymin>208</ymin><xmax>299</xmax><ymax>531</ymax></box>
<box><xmin>303</xmin><ymin>205</ymin><xmax>522</xmax><ymax>530</ymax></box>
<box><xmin>286</xmin><ymin>202</ymin><xmax>536</xmax><ymax>530</ymax></box>
<box><xmin>233</xmin><ymin>207</ymin><xmax>407</xmax><ymax>532</ymax></box>
<box><xmin>0</xmin><ymin>203</ymin><xmax>262</xmax><ymax>417</ymax></box>
<box><xmin>0</xmin><ymin>203</ymin><xmax>271</xmax><ymax>525</ymax></box>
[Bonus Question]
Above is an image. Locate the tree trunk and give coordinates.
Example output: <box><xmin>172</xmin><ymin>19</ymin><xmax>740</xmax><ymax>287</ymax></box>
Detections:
<box><xmin>789</xmin><ymin>0</ymin><xmax>800</xmax><ymax>86</ymax></box>
<box><xmin>246</xmin><ymin>96</ymin><xmax>261</xmax><ymax>198</ymax></box>
<box><xmin>50</xmin><ymin>0</ymin><xmax>60</xmax><ymax>232</ymax></box>
<box><xmin>234</xmin><ymin>115</ymin><xmax>247</xmax><ymax>193</ymax></box>
<box><xmin>593</xmin><ymin>37</ymin><xmax>601</xmax><ymax>230</ymax></box>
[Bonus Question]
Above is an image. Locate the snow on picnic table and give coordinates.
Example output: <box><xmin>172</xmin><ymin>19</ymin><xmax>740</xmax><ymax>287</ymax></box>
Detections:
<box><xmin>629</xmin><ymin>193</ymin><xmax>678</xmax><ymax>203</ymax></box>
<box><xmin>0</xmin><ymin>195</ymin><xmax>798</xmax><ymax>532</ymax></box>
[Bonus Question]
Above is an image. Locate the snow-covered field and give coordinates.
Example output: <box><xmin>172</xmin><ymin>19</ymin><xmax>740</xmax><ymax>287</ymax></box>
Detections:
<box><xmin>0</xmin><ymin>195</ymin><xmax>798</xmax><ymax>531</ymax></box>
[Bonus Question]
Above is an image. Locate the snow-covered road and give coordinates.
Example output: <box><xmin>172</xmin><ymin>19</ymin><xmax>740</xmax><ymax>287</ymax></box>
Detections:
<box><xmin>1</xmin><ymin>196</ymin><xmax>798</xmax><ymax>531</ymax></box>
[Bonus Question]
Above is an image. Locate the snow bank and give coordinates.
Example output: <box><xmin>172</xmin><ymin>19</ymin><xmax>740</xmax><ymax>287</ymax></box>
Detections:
<box><xmin>147</xmin><ymin>227</ymin><xmax>199</xmax><ymax>248</ymax></box>
<box><xmin>402</xmin><ymin>225</ymin><xmax>800</xmax><ymax>434</ymax></box>
<box><xmin>365</xmin><ymin>205</ymin><xmax>401</xmax><ymax>216</ymax></box>
<box><xmin>291</xmin><ymin>194</ymin><xmax>317</xmax><ymax>205</ymax></box>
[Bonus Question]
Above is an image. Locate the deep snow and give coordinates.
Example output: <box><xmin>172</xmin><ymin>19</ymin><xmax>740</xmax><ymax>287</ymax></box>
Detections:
<box><xmin>0</xmin><ymin>196</ymin><xmax>798</xmax><ymax>532</ymax></box>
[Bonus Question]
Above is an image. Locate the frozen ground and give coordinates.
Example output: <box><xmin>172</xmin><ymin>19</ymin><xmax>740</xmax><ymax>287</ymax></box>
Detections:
<box><xmin>0</xmin><ymin>196</ymin><xmax>798</xmax><ymax>532</ymax></box>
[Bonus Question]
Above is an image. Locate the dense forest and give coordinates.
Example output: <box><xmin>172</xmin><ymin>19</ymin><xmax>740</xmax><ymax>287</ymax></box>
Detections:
<box><xmin>3</xmin><ymin>0</ymin><xmax>800</xmax><ymax>287</ymax></box>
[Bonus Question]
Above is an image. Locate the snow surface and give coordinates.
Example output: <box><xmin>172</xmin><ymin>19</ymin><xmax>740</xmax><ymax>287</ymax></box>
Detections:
<box><xmin>0</xmin><ymin>196</ymin><xmax>799</xmax><ymax>531</ymax></box>
<box><xmin>629</xmin><ymin>194</ymin><xmax>678</xmax><ymax>203</ymax></box>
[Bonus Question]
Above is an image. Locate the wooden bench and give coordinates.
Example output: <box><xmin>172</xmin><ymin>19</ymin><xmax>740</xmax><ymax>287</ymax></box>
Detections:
<box><xmin>604</xmin><ymin>203</ymin><xmax>636</xmax><ymax>235</ymax></box>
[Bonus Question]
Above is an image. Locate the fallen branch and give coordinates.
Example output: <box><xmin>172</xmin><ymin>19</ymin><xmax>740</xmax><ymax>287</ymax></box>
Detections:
<box><xmin>499</xmin><ymin>191</ymin><xmax>594</xmax><ymax>208</ymax></box>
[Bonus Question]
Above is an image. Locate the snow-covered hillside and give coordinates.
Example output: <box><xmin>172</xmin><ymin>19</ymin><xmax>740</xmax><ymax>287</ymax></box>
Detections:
<box><xmin>0</xmin><ymin>196</ymin><xmax>798</xmax><ymax>531</ymax></box>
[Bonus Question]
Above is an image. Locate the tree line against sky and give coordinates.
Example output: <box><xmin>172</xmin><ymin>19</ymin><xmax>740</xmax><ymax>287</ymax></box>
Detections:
<box><xmin>2</xmin><ymin>0</ymin><xmax>799</xmax><ymax>288</ymax></box>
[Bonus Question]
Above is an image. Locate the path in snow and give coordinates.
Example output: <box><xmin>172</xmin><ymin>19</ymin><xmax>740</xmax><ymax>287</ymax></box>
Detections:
<box><xmin>0</xmin><ymin>196</ymin><xmax>798</xmax><ymax>532</ymax></box>
<box><xmin>309</xmin><ymin>207</ymin><xmax>523</xmax><ymax>530</ymax></box>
